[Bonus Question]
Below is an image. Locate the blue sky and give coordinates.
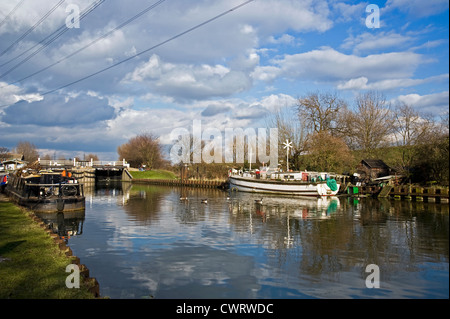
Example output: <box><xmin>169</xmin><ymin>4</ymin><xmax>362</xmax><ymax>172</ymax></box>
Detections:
<box><xmin>0</xmin><ymin>0</ymin><xmax>448</xmax><ymax>160</ymax></box>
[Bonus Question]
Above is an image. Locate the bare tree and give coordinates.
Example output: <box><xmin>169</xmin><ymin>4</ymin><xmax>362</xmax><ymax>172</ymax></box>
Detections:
<box><xmin>346</xmin><ymin>91</ymin><xmax>394</xmax><ymax>157</ymax></box>
<box><xmin>413</xmin><ymin>124</ymin><xmax>449</xmax><ymax>185</ymax></box>
<box><xmin>85</xmin><ymin>153</ymin><xmax>99</xmax><ymax>161</ymax></box>
<box><xmin>297</xmin><ymin>91</ymin><xmax>348</xmax><ymax>136</ymax></box>
<box><xmin>440</xmin><ymin>111</ymin><xmax>449</xmax><ymax>133</ymax></box>
<box><xmin>392</xmin><ymin>102</ymin><xmax>435</xmax><ymax>176</ymax></box>
<box><xmin>393</xmin><ymin>103</ymin><xmax>434</xmax><ymax>146</ymax></box>
<box><xmin>266</xmin><ymin>105</ymin><xmax>308</xmax><ymax>170</ymax></box>
<box><xmin>0</xmin><ymin>147</ymin><xmax>10</xmax><ymax>161</ymax></box>
<box><xmin>15</xmin><ymin>141</ymin><xmax>39</xmax><ymax>162</ymax></box>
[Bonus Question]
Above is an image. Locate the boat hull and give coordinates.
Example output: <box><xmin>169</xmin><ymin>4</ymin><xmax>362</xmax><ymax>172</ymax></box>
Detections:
<box><xmin>4</xmin><ymin>174</ymin><xmax>85</xmax><ymax>213</ymax></box>
<box><xmin>6</xmin><ymin>187</ymin><xmax>85</xmax><ymax>213</ymax></box>
<box><xmin>229</xmin><ymin>176</ymin><xmax>340</xmax><ymax>197</ymax></box>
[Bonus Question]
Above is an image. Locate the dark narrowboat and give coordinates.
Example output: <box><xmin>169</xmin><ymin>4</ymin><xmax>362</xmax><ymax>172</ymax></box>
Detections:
<box><xmin>5</xmin><ymin>171</ymin><xmax>85</xmax><ymax>213</ymax></box>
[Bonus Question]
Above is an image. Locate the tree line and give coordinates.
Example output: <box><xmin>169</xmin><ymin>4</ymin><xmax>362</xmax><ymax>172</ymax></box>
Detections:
<box><xmin>4</xmin><ymin>89</ymin><xmax>446</xmax><ymax>185</ymax></box>
<box><xmin>116</xmin><ymin>90</ymin><xmax>448</xmax><ymax>185</ymax></box>
<box><xmin>268</xmin><ymin>90</ymin><xmax>449</xmax><ymax>185</ymax></box>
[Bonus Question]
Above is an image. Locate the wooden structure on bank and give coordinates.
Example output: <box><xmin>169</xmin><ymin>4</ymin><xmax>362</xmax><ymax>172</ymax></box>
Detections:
<box><xmin>356</xmin><ymin>159</ymin><xmax>392</xmax><ymax>180</ymax></box>
<box><xmin>347</xmin><ymin>184</ymin><xmax>449</xmax><ymax>203</ymax></box>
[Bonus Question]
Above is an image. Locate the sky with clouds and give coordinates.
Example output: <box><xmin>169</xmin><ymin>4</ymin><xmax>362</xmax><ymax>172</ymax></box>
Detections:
<box><xmin>0</xmin><ymin>0</ymin><xmax>448</xmax><ymax>161</ymax></box>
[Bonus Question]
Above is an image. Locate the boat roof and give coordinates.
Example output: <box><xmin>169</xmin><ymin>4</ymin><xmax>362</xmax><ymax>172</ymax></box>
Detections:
<box><xmin>23</xmin><ymin>174</ymin><xmax>41</xmax><ymax>179</ymax></box>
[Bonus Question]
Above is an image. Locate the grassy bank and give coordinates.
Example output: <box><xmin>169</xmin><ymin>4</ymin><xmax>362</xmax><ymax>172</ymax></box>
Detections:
<box><xmin>130</xmin><ymin>169</ymin><xmax>178</xmax><ymax>180</ymax></box>
<box><xmin>0</xmin><ymin>199</ymin><xmax>96</xmax><ymax>299</ymax></box>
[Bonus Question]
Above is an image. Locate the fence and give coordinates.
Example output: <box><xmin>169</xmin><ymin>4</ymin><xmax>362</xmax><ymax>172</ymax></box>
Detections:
<box><xmin>38</xmin><ymin>159</ymin><xmax>130</xmax><ymax>168</ymax></box>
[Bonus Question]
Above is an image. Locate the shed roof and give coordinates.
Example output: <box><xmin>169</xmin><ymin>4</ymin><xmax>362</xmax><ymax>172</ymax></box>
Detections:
<box><xmin>361</xmin><ymin>159</ymin><xmax>389</xmax><ymax>169</ymax></box>
<box><xmin>1</xmin><ymin>159</ymin><xmax>27</xmax><ymax>165</ymax></box>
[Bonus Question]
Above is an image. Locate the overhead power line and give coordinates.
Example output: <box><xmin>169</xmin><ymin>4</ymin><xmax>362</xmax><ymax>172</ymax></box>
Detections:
<box><xmin>0</xmin><ymin>0</ymin><xmax>105</xmax><ymax>79</ymax></box>
<box><xmin>41</xmin><ymin>0</ymin><xmax>255</xmax><ymax>96</ymax></box>
<box><xmin>0</xmin><ymin>0</ymin><xmax>255</xmax><ymax>109</ymax></box>
<box><xmin>0</xmin><ymin>0</ymin><xmax>66</xmax><ymax>57</ymax></box>
<box><xmin>2</xmin><ymin>0</ymin><xmax>167</xmax><ymax>88</ymax></box>
<box><xmin>0</xmin><ymin>0</ymin><xmax>26</xmax><ymax>29</ymax></box>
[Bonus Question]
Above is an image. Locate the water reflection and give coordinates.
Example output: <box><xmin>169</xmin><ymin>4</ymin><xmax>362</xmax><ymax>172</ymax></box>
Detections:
<box><xmin>36</xmin><ymin>210</ymin><xmax>85</xmax><ymax>241</ymax></box>
<box><xmin>65</xmin><ymin>182</ymin><xmax>448</xmax><ymax>299</ymax></box>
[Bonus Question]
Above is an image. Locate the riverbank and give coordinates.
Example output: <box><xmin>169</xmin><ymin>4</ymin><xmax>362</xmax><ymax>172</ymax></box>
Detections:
<box><xmin>129</xmin><ymin>169</ymin><xmax>178</xmax><ymax>180</ymax></box>
<box><xmin>0</xmin><ymin>194</ymin><xmax>97</xmax><ymax>299</ymax></box>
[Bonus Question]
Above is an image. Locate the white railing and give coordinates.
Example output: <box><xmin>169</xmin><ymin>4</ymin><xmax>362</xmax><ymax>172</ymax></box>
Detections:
<box><xmin>38</xmin><ymin>158</ymin><xmax>130</xmax><ymax>168</ymax></box>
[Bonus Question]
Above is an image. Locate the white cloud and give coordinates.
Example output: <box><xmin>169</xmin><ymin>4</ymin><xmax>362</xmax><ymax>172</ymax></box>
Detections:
<box><xmin>0</xmin><ymin>82</ymin><xmax>43</xmax><ymax>107</ymax></box>
<box><xmin>337</xmin><ymin>74</ymin><xmax>449</xmax><ymax>91</ymax></box>
<box><xmin>341</xmin><ymin>32</ymin><xmax>414</xmax><ymax>54</ymax></box>
<box><xmin>267</xmin><ymin>34</ymin><xmax>296</xmax><ymax>45</ymax></box>
<box><xmin>105</xmin><ymin>107</ymin><xmax>193</xmax><ymax>144</ymax></box>
<box><xmin>253</xmin><ymin>94</ymin><xmax>297</xmax><ymax>112</ymax></box>
<box><xmin>331</xmin><ymin>2</ymin><xmax>368</xmax><ymax>23</ymax></box>
<box><xmin>253</xmin><ymin>47</ymin><xmax>425</xmax><ymax>84</ymax></box>
<box><xmin>104</xmin><ymin>93</ymin><xmax>297</xmax><ymax>146</ymax></box>
<box><xmin>394</xmin><ymin>91</ymin><xmax>449</xmax><ymax>114</ymax></box>
<box><xmin>0</xmin><ymin>0</ymin><xmax>93</xmax><ymax>35</ymax></box>
<box><xmin>123</xmin><ymin>54</ymin><xmax>253</xmax><ymax>101</ymax></box>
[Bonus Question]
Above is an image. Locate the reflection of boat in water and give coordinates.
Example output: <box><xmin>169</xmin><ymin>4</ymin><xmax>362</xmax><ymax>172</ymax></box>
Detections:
<box><xmin>5</xmin><ymin>171</ymin><xmax>85</xmax><ymax>213</ymax></box>
<box><xmin>228</xmin><ymin>167</ymin><xmax>340</xmax><ymax>197</ymax></box>
<box><xmin>36</xmin><ymin>210</ymin><xmax>85</xmax><ymax>241</ymax></box>
<box><xmin>229</xmin><ymin>192</ymin><xmax>340</xmax><ymax>220</ymax></box>
<box><xmin>228</xmin><ymin>193</ymin><xmax>341</xmax><ymax>249</ymax></box>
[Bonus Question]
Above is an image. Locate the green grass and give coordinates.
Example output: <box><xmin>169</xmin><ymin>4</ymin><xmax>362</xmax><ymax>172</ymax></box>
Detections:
<box><xmin>130</xmin><ymin>169</ymin><xmax>178</xmax><ymax>180</ymax></box>
<box><xmin>0</xmin><ymin>201</ymin><xmax>96</xmax><ymax>299</ymax></box>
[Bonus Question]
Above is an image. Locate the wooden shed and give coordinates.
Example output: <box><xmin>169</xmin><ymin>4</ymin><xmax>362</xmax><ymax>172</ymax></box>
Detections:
<box><xmin>356</xmin><ymin>159</ymin><xmax>391</xmax><ymax>180</ymax></box>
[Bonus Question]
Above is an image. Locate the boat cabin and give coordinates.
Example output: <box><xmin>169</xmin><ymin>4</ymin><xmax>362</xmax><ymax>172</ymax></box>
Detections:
<box><xmin>233</xmin><ymin>166</ymin><xmax>335</xmax><ymax>183</ymax></box>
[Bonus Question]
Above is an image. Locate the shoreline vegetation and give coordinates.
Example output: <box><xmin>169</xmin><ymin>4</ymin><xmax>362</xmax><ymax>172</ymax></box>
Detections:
<box><xmin>0</xmin><ymin>194</ymin><xmax>97</xmax><ymax>299</ymax></box>
<box><xmin>128</xmin><ymin>169</ymin><xmax>178</xmax><ymax>180</ymax></box>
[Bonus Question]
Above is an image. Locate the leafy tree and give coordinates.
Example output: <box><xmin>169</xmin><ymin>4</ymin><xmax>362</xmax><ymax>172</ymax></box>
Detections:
<box><xmin>301</xmin><ymin>131</ymin><xmax>355</xmax><ymax>173</ymax></box>
<box><xmin>117</xmin><ymin>133</ymin><xmax>166</xmax><ymax>169</ymax></box>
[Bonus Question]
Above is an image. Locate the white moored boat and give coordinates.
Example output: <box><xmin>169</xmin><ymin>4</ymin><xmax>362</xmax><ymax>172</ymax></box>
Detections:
<box><xmin>228</xmin><ymin>167</ymin><xmax>340</xmax><ymax>197</ymax></box>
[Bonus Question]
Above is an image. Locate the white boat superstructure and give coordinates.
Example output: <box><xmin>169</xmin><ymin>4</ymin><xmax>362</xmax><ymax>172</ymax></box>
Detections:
<box><xmin>228</xmin><ymin>167</ymin><xmax>340</xmax><ymax>197</ymax></box>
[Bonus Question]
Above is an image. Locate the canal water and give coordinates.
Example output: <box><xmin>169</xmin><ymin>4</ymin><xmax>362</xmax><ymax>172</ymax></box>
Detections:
<box><xmin>55</xmin><ymin>182</ymin><xmax>449</xmax><ymax>299</ymax></box>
